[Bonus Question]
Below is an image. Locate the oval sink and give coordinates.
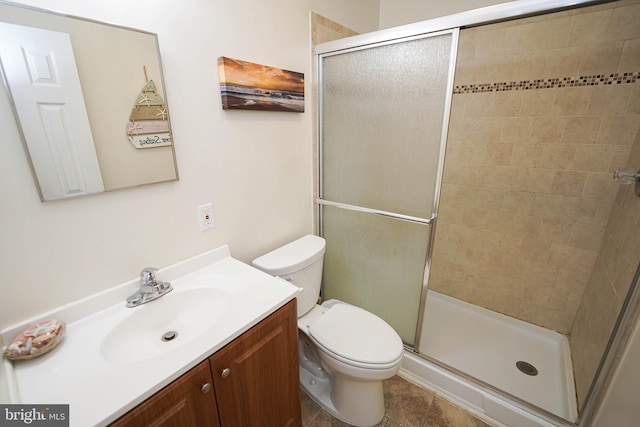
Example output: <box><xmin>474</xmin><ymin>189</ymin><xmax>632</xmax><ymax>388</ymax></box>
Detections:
<box><xmin>101</xmin><ymin>287</ymin><xmax>231</xmax><ymax>364</ymax></box>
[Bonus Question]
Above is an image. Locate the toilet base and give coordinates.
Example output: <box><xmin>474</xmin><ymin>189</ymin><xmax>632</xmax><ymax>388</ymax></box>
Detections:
<box><xmin>300</xmin><ymin>366</ymin><xmax>338</xmax><ymax>418</ymax></box>
<box><xmin>299</xmin><ymin>365</ymin><xmax>386</xmax><ymax>427</ymax></box>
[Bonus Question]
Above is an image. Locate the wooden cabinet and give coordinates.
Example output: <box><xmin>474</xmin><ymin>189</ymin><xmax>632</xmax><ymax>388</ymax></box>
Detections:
<box><xmin>109</xmin><ymin>360</ymin><xmax>220</xmax><ymax>427</ymax></box>
<box><xmin>110</xmin><ymin>299</ymin><xmax>300</xmax><ymax>427</ymax></box>
<box><xmin>210</xmin><ymin>298</ymin><xmax>301</xmax><ymax>427</ymax></box>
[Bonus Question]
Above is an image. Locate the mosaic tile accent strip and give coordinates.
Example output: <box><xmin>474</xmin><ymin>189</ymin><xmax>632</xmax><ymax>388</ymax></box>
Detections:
<box><xmin>453</xmin><ymin>71</ymin><xmax>640</xmax><ymax>94</ymax></box>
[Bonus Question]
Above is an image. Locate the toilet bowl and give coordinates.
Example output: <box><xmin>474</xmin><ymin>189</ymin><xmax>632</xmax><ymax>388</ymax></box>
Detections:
<box><xmin>252</xmin><ymin>235</ymin><xmax>403</xmax><ymax>426</ymax></box>
<box><xmin>298</xmin><ymin>301</ymin><xmax>403</xmax><ymax>426</ymax></box>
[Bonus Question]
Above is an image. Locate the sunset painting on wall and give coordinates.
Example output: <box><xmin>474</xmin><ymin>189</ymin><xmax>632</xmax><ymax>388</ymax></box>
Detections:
<box><xmin>218</xmin><ymin>57</ymin><xmax>304</xmax><ymax>112</ymax></box>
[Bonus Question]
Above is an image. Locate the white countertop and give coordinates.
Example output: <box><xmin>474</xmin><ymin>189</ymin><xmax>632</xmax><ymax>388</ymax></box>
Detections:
<box><xmin>0</xmin><ymin>360</ymin><xmax>8</xmax><ymax>403</ymax></box>
<box><xmin>1</xmin><ymin>245</ymin><xmax>299</xmax><ymax>426</ymax></box>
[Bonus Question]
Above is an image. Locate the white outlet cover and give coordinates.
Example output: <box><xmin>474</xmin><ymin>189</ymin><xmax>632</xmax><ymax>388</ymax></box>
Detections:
<box><xmin>197</xmin><ymin>203</ymin><xmax>214</xmax><ymax>230</ymax></box>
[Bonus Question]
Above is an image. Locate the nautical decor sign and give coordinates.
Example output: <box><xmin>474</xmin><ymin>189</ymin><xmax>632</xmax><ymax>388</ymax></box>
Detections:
<box><xmin>218</xmin><ymin>57</ymin><xmax>304</xmax><ymax>113</ymax></box>
<box><xmin>126</xmin><ymin>68</ymin><xmax>172</xmax><ymax>149</ymax></box>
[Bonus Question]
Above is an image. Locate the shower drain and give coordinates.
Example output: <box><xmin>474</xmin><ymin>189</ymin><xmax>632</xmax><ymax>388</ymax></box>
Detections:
<box><xmin>516</xmin><ymin>360</ymin><xmax>538</xmax><ymax>376</ymax></box>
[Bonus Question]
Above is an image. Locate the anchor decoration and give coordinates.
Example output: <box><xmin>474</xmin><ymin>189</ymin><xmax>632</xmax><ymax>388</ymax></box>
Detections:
<box><xmin>126</xmin><ymin>67</ymin><xmax>172</xmax><ymax>149</ymax></box>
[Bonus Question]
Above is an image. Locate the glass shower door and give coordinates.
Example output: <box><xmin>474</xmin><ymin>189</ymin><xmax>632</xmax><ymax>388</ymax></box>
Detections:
<box><xmin>318</xmin><ymin>30</ymin><xmax>458</xmax><ymax>347</ymax></box>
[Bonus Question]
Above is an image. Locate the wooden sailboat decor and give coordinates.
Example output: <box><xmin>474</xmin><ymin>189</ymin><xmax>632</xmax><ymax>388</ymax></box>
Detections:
<box><xmin>126</xmin><ymin>67</ymin><xmax>172</xmax><ymax>149</ymax></box>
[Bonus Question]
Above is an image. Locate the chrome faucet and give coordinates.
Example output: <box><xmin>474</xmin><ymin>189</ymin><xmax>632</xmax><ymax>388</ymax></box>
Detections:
<box><xmin>126</xmin><ymin>267</ymin><xmax>173</xmax><ymax>307</ymax></box>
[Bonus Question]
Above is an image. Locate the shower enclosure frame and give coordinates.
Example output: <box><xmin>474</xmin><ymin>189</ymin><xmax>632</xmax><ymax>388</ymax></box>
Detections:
<box><xmin>313</xmin><ymin>0</ymin><xmax>632</xmax><ymax>426</ymax></box>
<box><xmin>315</xmin><ymin>27</ymin><xmax>458</xmax><ymax>351</ymax></box>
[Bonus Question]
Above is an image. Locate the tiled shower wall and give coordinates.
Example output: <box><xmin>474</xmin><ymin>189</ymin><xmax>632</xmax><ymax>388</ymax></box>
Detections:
<box><xmin>311</xmin><ymin>13</ymin><xmax>358</xmax><ymax>46</ymax></box>
<box><xmin>430</xmin><ymin>0</ymin><xmax>640</xmax><ymax>334</ymax></box>
<box><xmin>571</xmin><ymin>119</ymin><xmax>640</xmax><ymax>406</ymax></box>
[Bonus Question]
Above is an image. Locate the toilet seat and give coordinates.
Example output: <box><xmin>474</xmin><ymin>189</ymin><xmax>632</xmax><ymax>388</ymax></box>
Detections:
<box><xmin>308</xmin><ymin>303</ymin><xmax>403</xmax><ymax>369</ymax></box>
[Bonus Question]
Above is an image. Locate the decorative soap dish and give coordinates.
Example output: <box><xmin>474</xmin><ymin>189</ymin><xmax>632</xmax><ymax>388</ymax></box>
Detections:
<box><xmin>3</xmin><ymin>319</ymin><xmax>65</xmax><ymax>361</ymax></box>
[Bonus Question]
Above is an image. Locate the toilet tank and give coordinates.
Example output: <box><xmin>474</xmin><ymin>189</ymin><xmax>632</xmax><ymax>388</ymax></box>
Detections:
<box><xmin>252</xmin><ymin>234</ymin><xmax>325</xmax><ymax>316</ymax></box>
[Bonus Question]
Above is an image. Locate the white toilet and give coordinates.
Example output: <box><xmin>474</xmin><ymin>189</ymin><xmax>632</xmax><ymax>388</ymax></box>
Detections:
<box><xmin>252</xmin><ymin>234</ymin><xmax>403</xmax><ymax>427</ymax></box>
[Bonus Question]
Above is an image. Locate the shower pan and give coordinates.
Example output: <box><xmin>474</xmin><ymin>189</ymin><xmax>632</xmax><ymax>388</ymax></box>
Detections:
<box><xmin>315</xmin><ymin>0</ymin><xmax>640</xmax><ymax>426</ymax></box>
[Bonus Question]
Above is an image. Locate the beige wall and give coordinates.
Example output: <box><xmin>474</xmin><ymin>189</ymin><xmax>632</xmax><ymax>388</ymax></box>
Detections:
<box><xmin>0</xmin><ymin>0</ymin><xmax>380</xmax><ymax>330</ymax></box>
<box><xmin>378</xmin><ymin>0</ymin><xmax>640</xmax><ymax>29</ymax></box>
<box><xmin>571</xmin><ymin>119</ymin><xmax>640</xmax><ymax>406</ymax></box>
<box><xmin>311</xmin><ymin>13</ymin><xmax>359</xmax><ymax>45</ymax></box>
<box><xmin>379</xmin><ymin>0</ymin><xmax>507</xmax><ymax>28</ymax></box>
<box><xmin>429</xmin><ymin>1</ymin><xmax>640</xmax><ymax>333</ymax></box>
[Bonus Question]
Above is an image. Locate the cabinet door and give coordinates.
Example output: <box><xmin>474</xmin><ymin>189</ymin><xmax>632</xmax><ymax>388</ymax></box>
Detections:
<box><xmin>110</xmin><ymin>360</ymin><xmax>220</xmax><ymax>427</ymax></box>
<box><xmin>210</xmin><ymin>299</ymin><xmax>301</xmax><ymax>427</ymax></box>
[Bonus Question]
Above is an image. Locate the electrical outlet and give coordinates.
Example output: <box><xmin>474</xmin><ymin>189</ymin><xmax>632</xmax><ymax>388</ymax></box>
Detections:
<box><xmin>197</xmin><ymin>203</ymin><xmax>215</xmax><ymax>231</ymax></box>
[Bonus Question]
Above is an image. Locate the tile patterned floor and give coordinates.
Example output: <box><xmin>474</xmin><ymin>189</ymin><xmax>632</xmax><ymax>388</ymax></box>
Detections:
<box><xmin>301</xmin><ymin>375</ymin><xmax>494</xmax><ymax>427</ymax></box>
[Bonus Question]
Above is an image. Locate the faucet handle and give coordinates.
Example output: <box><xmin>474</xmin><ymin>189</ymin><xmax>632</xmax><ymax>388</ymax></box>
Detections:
<box><xmin>140</xmin><ymin>267</ymin><xmax>159</xmax><ymax>285</ymax></box>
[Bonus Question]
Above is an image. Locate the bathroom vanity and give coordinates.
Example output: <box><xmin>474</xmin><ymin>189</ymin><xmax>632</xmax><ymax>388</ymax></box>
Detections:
<box><xmin>110</xmin><ymin>300</ymin><xmax>299</xmax><ymax>427</ymax></box>
<box><xmin>1</xmin><ymin>246</ymin><xmax>301</xmax><ymax>426</ymax></box>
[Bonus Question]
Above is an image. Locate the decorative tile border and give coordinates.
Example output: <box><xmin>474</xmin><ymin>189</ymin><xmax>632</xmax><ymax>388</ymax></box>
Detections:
<box><xmin>453</xmin><ymin>71</ymin><xmax>639</xmax><ymax>94</ymax></box>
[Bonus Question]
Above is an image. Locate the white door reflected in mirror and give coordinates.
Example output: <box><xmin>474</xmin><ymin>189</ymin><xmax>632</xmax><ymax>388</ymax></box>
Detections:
<box><xmin>0</xmin><ymin>22</ymin><xmax>104</xmax><ymax>200</ymax></box>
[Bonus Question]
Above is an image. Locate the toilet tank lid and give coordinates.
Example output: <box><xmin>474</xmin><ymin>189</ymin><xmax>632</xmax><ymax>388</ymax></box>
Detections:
<box><xmin>252</xmin><ymin>234</ymin><xmax>326</xmax><ymax>276</ymax></box>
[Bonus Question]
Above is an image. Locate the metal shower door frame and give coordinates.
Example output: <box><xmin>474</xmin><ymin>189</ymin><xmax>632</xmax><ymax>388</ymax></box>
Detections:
<box><xmin>314</xmin><ymin>27</ymin><xmax>459</xmax><ymax>351</ymax></box>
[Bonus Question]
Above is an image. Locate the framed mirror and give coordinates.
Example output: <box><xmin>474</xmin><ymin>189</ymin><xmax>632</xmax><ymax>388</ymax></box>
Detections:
<box><xmin>0</xmin><ymin>1</ymin><xmax>178</xmax><ymax>201</ymax></box>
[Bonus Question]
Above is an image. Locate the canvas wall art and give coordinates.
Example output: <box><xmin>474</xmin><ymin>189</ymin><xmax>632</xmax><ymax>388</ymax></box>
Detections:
<box><xmin>218</xmin><ymin>56</ymin><xmax>304</xmax><ymax>112</ymax></box>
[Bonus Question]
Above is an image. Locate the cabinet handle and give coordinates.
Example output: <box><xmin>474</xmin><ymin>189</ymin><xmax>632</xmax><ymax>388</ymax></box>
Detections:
<box><xmin>221</xmin><ymin>368</ymin><xmax>231</xmax><ymax>378</ymax></box>
<box><xmin>200</xmin><ymin>383</ymin><xmax>212</xmax><ymax>394</ymax></box>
